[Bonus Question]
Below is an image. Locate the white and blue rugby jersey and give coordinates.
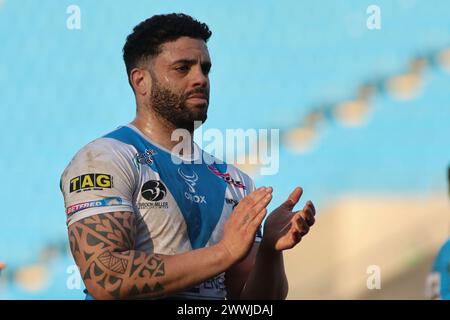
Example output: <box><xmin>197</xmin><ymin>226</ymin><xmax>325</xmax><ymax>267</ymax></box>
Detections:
<box><xmin>60</xmin><ymin>124</ymin><xmax>260</xmax><ymax>300</ymax></box>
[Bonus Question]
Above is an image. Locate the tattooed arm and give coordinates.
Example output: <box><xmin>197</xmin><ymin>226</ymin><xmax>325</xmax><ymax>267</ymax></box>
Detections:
<box><xmin>68</xmin><ymin>187</ymin><xmax>273</xmax><ymax>300</ymax></box>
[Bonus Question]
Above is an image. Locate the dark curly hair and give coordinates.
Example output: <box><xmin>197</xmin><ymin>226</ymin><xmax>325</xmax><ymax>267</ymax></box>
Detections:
<box><xmin>123</xmin><ymin>13</ymin><xmax>212</xmax><ymax>85</ymax></box>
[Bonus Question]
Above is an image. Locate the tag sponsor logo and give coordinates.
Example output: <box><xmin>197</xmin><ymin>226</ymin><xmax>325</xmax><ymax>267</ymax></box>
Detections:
<box><xmin>69</xmin><ymin>173</ymin><xmax>113</xmax><ymax>193</ymax></box>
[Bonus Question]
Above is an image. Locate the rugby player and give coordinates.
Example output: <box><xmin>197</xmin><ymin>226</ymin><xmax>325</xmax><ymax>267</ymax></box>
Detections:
<box><xmin>60</xmin><ymin>13</ymin><xmax>316</xmax><ymax>300</ymax></box>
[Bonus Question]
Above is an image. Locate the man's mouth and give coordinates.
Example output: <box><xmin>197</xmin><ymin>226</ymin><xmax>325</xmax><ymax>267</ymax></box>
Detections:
<box><xmin>186</xmin><ymin>93</ymin><xmax>208</xmax><ymax>105</ymax></box>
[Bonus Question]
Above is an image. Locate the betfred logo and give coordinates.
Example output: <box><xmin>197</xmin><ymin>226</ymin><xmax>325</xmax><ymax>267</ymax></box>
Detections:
<box><xmin>69</xmin><ymin>173</ymin><xmax>113</xmax><ymax>193</ymax></box>
<box><xmin>66</xmin><ymin>197</ymin><xmax>123</xmax><ymax>216</ymax></box>
<box><xmin>207</xmin><ymin>165</ymin><xmax>246</xmax><ymax>189</ymax></box>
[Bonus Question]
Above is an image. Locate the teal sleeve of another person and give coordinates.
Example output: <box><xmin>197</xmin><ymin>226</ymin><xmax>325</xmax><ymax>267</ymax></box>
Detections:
<box><xmin>428</xmin><ymin>239</ymin><xmax>450</xmax><ymax>300</ymax></box>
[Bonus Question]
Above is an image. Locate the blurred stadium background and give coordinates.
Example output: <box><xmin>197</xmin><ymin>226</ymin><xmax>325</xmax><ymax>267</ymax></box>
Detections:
<box><xmin>0</xmin><ymin>0</ymin><xmax>449</xmax><ymax>299</ymax></box>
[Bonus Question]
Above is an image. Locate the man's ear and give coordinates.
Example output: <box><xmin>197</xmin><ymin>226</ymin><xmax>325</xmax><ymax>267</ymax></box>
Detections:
<box><xmin>130</xmin><ymin>68</ymin><xmax>151</xmax><ymax>96</ymax></box>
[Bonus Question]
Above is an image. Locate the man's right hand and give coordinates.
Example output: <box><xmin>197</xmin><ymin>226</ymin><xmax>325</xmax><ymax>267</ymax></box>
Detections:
<box><xmin>220</xmin><ymin>187</ymin><xmax>273</xmax><ymax>263</ymax></box>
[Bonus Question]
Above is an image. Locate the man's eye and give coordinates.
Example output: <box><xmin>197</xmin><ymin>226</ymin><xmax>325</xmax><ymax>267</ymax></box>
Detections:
<box><xmin>176</xmin><ymin>66</ymin><xmax>189</xmax><ymax>72</ymax></box>
<box><xmin>202</xmin><ymin>66</ymin><xmax>211</xmax><ymax>75</ymax></box>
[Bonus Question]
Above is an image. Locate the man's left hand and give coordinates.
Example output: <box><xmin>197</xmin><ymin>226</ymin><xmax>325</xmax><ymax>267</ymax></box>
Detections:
<box><xmin>261</xmin><ymin>187</ymin><xmax>315</xmax><ymax>251</ymax></box>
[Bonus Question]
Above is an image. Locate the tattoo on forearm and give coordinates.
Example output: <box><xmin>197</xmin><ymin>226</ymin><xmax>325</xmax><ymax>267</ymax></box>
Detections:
<box><xmin>68</xmin><ymin>211</ymin><xmax>165</xmax><ymax>299</ymax></box>
<box><xmin>98</xmin><ymin>250</ymin><xmax>128</xmax><ymax>274</ymax></box>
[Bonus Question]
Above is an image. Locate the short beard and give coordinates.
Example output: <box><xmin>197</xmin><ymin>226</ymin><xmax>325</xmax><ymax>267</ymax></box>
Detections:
<box><xmin>149</xmin><ymin>76</ymin><xmax>208</xmax><ymax>132</ymax></box>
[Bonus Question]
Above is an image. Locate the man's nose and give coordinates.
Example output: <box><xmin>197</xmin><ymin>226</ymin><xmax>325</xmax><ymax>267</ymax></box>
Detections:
<box><xmin>191</xmin><ymin>65</ymin><xmax>208</xmax><ymax>88</ymax></box>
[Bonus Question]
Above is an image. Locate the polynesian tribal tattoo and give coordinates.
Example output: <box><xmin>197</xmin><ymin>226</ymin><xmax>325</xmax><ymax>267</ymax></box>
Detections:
<box><xmin>68</xmin><ymin>211</ymin><xmax>165</xmax><ymax>299</ymax></box>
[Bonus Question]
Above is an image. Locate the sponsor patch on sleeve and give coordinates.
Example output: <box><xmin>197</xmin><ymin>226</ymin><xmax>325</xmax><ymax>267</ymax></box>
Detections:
<box><xmin>69</xmin><ymin>173</ymin><xmax>113</xmax><ymax>193</ymax></box>
<box><xmin>66</xmin><ymin>197</ymin><xmax>123</xmax><ymax>217</ymax></box>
